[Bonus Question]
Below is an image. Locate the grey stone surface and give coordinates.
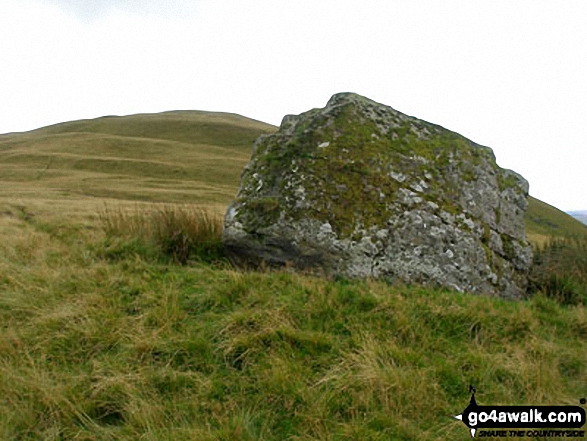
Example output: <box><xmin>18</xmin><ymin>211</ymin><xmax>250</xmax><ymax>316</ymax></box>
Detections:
<box><xmin>223</xmin><ymin>93</ymin><xmax>533</xmax><ymax>298</ymax></box>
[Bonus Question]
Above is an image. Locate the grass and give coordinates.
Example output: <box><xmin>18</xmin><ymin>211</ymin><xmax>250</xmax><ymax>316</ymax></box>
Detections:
<box><xmin>0</xmin><ymin>111</ymin><xmax>586</xmax><ymax>439</ymax></box>
<box><xmin>0</xmin><ymin>110</ymin><xmax>276</xmax><ymax>216</ymax></box>
<box><xmin>0</xmin><ymin>210</ymin><xmax>585</xmax><ymax>440</ymax></box>
<box><xmin>526</xmin><ymin>197</ymin><xmax>587</xmax><ymax>245</ymax></box>
<box><xmin>529</xmin><ymin>237</ymin><xmax>587</xmax><ymax>306</ymax></box>
<box><xmin>99</xmin><ymin>204</ymin><xmax>225</xmax><ymax>264</ymax></box>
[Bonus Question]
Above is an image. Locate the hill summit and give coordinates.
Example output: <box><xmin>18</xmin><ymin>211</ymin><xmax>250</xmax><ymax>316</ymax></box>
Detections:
<box><xmin>223</xmin><ymin>93</ymin><xmax>533</xmax><ymax>298</ymax></box>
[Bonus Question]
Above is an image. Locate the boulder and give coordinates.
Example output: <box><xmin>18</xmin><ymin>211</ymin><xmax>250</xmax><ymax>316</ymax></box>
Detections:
<box><xmin>223</xmin><ymin>93</ymin><xmax>533</xmax><ymax>299</ymax></box>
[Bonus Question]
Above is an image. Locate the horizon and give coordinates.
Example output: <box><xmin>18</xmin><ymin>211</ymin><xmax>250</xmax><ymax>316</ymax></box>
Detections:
<box><xmin>1</xmin><ymin>0</ymin><xmax>586</xmax><ymax>211</ymax></box>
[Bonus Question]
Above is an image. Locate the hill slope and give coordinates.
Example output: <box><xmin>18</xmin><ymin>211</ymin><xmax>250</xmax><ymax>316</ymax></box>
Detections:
<box><xmin>0</xmin><ymin>111</ymin><xmax>276</xmax><ymax>217</ymax></box>
<box><xmin>526</xmin><ymin>196</ymin><xmax>587</xmax><ymax>244</ymax></box>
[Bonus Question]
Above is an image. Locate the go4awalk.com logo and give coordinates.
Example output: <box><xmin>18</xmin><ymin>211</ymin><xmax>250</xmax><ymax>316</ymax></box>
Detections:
<box><xmin>454</xmin><ymin>387</ymin><xmax>586</xmax><ymax>438</ymax></box>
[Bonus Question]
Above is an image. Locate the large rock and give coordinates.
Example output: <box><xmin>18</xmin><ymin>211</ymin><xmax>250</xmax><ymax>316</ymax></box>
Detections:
<box><xmin>223</xmin><ymin>93</ymin><xmax>533</xmax><ymax>299</ymax></box>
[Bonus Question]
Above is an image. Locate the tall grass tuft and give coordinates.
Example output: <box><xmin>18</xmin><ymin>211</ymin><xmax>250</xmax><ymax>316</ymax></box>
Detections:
<box><xmin>528</xmin><ymin>236</ymin><xmax>587</xmax><ymax>305</ymax></box>
<box><xmin>99</xmin><ymin>204</ymin><xmax>224</xmax><ymax>264</ymax></box>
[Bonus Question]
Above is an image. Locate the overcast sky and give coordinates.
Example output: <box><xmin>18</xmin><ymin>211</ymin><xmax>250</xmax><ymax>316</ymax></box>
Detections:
<box><xmin>1</xmin><ymin>0</ymin><xmax>585</xmax><ymax>211</ymax></box>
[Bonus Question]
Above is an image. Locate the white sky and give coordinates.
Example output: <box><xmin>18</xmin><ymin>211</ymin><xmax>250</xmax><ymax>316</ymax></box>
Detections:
<box><xmin>1</xmin><ymin>0</ymin><xmax>585</xmax><ymax>211</ymax></box>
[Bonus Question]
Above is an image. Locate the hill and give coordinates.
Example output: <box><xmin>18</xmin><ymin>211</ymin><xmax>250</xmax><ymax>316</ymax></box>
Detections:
<box><xmin>0</xmin><ymin>112</ymin><xmax>585</xmax><ymax>440</ymax></box>
<box><xmin>0</xmin><ymin>111</ymin><xmax>276</xmax><ymax>219</ymax></box>
<box><xmin>526</xmin><ymin>197</ymin><xmax>587</xmax><ymax>244</ymax></box>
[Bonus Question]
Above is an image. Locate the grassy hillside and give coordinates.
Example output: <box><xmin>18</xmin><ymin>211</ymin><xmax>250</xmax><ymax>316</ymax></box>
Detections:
<box><xmin>0</xmin><ymin>113</ymin><xmax>586</xmax><ymax>440</ymax></box>
<box><xmin>526</xmin><ymin>197</ymin><xmax>587</xmax><ymax>245</ymax></box>
<box><xmin>0</xmin><ymin>111</ymin><xmax>276</xmax><ymax>218</ymax></box>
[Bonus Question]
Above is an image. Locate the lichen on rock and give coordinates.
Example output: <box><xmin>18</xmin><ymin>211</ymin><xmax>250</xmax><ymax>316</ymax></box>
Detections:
<box><xmin>223</xmin><ymin>92</ymin><xmax>533</xmax><ymax>299</ymax></box>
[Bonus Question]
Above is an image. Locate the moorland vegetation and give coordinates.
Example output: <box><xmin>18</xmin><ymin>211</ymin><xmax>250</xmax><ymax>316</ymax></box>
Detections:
<box><xmin>0</xmin><ymin>112</ymin><xmax>585</xmax><ymax>440</ymax></box>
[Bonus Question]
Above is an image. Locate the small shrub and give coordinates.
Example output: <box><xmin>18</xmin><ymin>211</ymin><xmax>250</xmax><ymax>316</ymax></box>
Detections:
<box><xmin>99</xmin><ymin>204</ymin><xmax>225</xmax><ymax>264</ymax></box>
<box><xmin>528</xmin><ymin>237</ymin><xmax>587</xmax><ymax>305</ymax></box>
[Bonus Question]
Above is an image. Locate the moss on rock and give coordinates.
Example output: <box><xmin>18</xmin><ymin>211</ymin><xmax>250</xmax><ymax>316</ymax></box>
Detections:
<box><xmin>223</xmin><ymin>93</ymin><xmax>533</xmax><ymax>299</ymax></box>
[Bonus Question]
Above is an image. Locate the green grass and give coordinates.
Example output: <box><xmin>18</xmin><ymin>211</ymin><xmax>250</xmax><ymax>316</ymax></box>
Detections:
<box><xmin>0</xmin><ymin>214</ymin><xmax>585</xmax><ymax>440</ymax></box>
<box><xmin>0</xmin><ymin>112</ymin><xmax>586</xmax><ymax>440</ymax></box>
<box><xmin>100</xmin><ymin>204</ymin><xmax>225</xmax><ymax>264</ymax></box>
<box><xmin>526</xmin><ymin>196</ymin><xmax>587</xmax><ymax>245</ymax></box>
<box><xmin>529</xmin><ymin>237</ymin><xmax>587</xmax><ymax>306</ymax></box>
<box><xmin>0</xmin><ymin>111</ymin><xmax>276</xmax><ymax>215</ymax></box>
